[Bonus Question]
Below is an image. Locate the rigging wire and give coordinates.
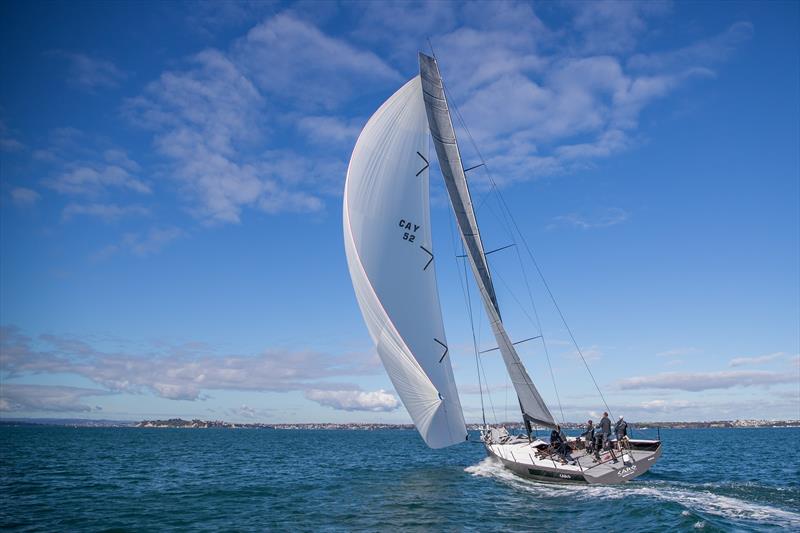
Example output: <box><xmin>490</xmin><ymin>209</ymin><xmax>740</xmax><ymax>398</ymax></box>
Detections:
<box><xmin>447</xmin><ymin>206</ymin><xmax>486</xmax><ymax>426</ymax></box>
<box><xmin>442</xmin><ymin>82</ymin><xmax>614</xmax><ymax>420</ymax></box>
<box><xmin>471</xmin><ymin>266</ymin><xmax>499</xmax><ymax>426</ymax></box>
<box><xmin>466</xmin><ymin>250</ymin><xmax>498</xmax><ymax>425</ymax></box>
<box><xmin>489</xmin><ymin>259</ymin><xmax>566</xmax><ymax>424</ymax></box>
<box><xmin>481</xmin><ymin>192</ymin><xmax>567</xmax><ymax>425</ymax></box>
<box><xmin>514</xmin><ymin>244</ymin><xmax>567</xmax><ymax>424</ymax></box>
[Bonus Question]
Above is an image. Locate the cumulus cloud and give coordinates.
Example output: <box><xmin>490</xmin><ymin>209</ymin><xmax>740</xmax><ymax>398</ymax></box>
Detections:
<box><xmin>638</xmin><ymin>399</ymin><xmax>697</xmax><ymax>411</ymax></box>
<box><xmin>567</xmin><ymin>0</ymin><xmax>672</xmax><ymax>54</ymax></box>
<box><xmin>628</xmin><ymin>21</ymin><xmax>754</xmax><ymax>72</ymax></box>
<box><xmin>50</xmin><ymin>51</ymin><xmax>127</xmax><ymax>90</ymax></box>
<box><xmin>402</xmin><ymin>3</ymin><xmax>752</xmax><ymax>187</ymax></box>
<box><xmin>0</xmin><ymin>384</ymin><xmax>111</xmax><ymax>412</ymax></box>
<box><xmin>10</xmin><ymin>187</ymin><xmax>40</xmax><ymax>207</ymax></box>
<box><xmin>46</xmin><ymin>165</ymin><xmax>150</xmax><ymax>196</ymax></box>
<box><xmin>62</xmin><ymin>203</ymin><xmax>150</xmax><ymax>221</ymax></box>
<box><xmin>126</xmin><ymin>47</ymin><xmax>324</xmax><ymax>223</ymax></box>
<box><xmin>549</xmin><ymin>207</ymin><xmax>629</xmax><ymax>230</ymax></box>
<box><xmin>657</xmin><ymin>347</ymin><xmax>702</xmax><ymax>357</ymax></box>
<box><xmin>229</xmin><ymin>404</ymin><xmax>259</xmax><ymax>419</ymax></box>
<box><xmin>351</xmin><ymin>0</ymin><xmax>459</xmax><ymax>62</ymax></box>
<box><xmin>305</xmin><ymin>389</ymin><xmax>400</xmax><ymax>412</ymax></box>
<box><xmin>233</xmin><ymin>13</ymin><xmax>400</xmax><ymax>110</ymax></box>
<box><xmin>729</xmin><ymin>352</ymin><xmax>788</xmax><ymax>367</ymax></box>
<box><xmin>92</xmin><ymin>226</ymin><xmax>183</xmax><ymax>259</ymax></box>
<box><xmin>0</xmin><ymin>325</ymin><xmax>381</xmax><ymax>402</ymax></box>
<box><xmin>618</xmin><ymin>370</ymin><xmax>797</xmax><ymax>392</ymax></box>
<box><xmin>39</xmin><ymin>140</ymin><xmax>149</xmax><ymax>197</ymax></box>
<box><xmin>296</xmin><ymin>115</ymin><xmax>363</xmax><ymax>146</ymax></box>
<box><xmin>0</xmin><ymin>119</ymin><xmax>25</xmax><ymax>152</ymax></box>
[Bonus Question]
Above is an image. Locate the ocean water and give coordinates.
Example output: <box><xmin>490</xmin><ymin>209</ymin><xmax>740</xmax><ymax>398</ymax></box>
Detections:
<box><xmin>1</xmin><ymin>426</ymin><xmax>798</xmax><ymax>531</ymax></box>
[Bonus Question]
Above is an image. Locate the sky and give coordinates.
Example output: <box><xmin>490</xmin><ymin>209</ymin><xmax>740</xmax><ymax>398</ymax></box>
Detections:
<box><xmin>0</xmin><ymin>0</ymin><xmax>798</xmax><ymax>425</ymax></box>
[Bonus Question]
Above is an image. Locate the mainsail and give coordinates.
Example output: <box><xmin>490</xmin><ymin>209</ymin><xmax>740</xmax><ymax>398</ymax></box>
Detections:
<box><xmin>343</xmin><ymin>76</ymin><xmax>467</xmax><ymax>448</ymax></box>
<box><xmin>419</xmin><ymin>53</ymin><xmax>556</xmax><ymax>429</ymax></box>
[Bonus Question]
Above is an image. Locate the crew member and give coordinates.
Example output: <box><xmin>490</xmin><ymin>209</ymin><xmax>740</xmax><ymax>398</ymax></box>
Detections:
<box><xmin>550</xmin><ymin>424</ymin><xmax>572</xmax><ymax>463</ymax></box>
<box><xmin>615</xmin><ymin>415</ymin><xmax>628</xmax><ymax>440</ymax></box>
<box><xmin>598</xmin><ymin>412</ymin><xmax>618</xmax><ymax>463</ymax></box>
<box><xmin>580</xmin><ymin>420</ymin><xmax>594</xmax><ymax>451</ymax></box>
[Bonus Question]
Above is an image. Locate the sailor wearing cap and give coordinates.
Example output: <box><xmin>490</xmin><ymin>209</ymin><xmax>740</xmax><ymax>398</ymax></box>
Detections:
<box><xmin>615</xmin><ymin>415</ymin><xmax>628</xmax><ymax>440</ymax></box>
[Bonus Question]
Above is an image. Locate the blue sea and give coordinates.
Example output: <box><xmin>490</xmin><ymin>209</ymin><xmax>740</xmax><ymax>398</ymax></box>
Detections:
<box><xmin>1</xmin><ymin>426</ymin><xmax>798</xmax><ymax>531</ymax></box>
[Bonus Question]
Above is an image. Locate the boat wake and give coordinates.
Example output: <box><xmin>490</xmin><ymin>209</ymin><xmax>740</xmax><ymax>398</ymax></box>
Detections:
<box><xmin>466</xmin><ymin>457</ymin><xmax>800</xmax><ymax>528</ymax></box>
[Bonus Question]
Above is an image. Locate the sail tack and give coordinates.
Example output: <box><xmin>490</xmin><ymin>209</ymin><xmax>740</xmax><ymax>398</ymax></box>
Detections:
<box><xmin>419</xmin><ymin>53</ymin><xmax>556</xmax><ymax>429</ymax></box>
<box><xmin>343</xmin><ymin>76</ymin><xmax>467</xmax><ymax>448</ymax></box>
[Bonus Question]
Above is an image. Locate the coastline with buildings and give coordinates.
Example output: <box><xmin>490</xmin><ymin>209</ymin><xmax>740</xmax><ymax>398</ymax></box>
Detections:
<box><xmin>1</xmin><ymin>418</ymin><xmax>798</xmax><ymax>430</ymax></box>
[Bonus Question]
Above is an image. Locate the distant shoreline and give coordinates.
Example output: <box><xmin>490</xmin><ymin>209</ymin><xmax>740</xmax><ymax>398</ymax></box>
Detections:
<box><xmin>1</xmin><ymin>417</ymin><xmax>798</xmax><ymax>430</ymax></box>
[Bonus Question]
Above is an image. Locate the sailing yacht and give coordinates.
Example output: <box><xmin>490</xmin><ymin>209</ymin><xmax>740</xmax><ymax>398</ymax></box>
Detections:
<box><xmin>343</xmin><ymin>52</ymin><xmax>662</xmax><ymax>484</ymax></box>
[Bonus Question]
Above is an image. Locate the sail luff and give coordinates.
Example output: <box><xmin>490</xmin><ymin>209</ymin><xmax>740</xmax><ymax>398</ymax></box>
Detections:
<box><xmin>419</xmin><ymin>52</ymin><xmax>557</xmax><ymax>429</ymax></box>
<box><xmin>343</xmin><ymin>75</ymin><xmax>467</xmax><ymax>448</ymax></box>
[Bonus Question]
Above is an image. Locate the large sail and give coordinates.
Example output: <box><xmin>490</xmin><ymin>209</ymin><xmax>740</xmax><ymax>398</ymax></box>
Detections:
<box><xmin>419</xmin><ymin>53</ymin><xmax>556</xmax><ymax>429</ymax></box>
<box><xmin>343</xmin><ymin>76</ymin><xmax>467</xmax><ymax>448</ymax></box>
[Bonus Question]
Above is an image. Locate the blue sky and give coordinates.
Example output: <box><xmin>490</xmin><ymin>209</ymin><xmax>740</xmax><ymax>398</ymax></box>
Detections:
<box><xmin>1</xmin><ymin>0</ymin><xmax>798</xmax><ymax>424</ymax></box>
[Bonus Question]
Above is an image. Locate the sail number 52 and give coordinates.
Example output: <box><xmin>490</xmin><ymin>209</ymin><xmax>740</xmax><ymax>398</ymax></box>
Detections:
<box><xmin>398</xmin><ymin>219</ymin><xmax>420</xmax><ymax>243</ymax></box>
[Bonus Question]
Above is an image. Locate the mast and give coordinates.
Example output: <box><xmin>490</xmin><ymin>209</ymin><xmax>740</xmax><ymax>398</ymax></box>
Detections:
<box><xmin>419</xmin><ymin>52</ymin><xmax>556</xmax><ymax>429</ymax></box>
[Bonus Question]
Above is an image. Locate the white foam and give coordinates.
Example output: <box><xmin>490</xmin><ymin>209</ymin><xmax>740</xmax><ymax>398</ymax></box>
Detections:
<box><xmin>465</xmin><ymin>458</ymin><xmax>800</xmax><ymax>528</ymax></box>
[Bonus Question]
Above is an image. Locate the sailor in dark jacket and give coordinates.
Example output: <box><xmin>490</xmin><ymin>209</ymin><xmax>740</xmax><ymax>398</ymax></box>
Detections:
<box><xmin>615</xmin><ymin>415</ymin><xmax>628</xmax><ymax>440</ymax></box>
<box><xmin>550</xmin><ymin>425</ymin><xmax>572</xmax><ymax>463</ymax></box>
<box><xmin>597</xmin><ymin>412</ymin><xmax>618</xmax><ymax>462</ymax></box>
<box><xmin>550</xmin><ymin>426</ymin><xmax>564</xmax><ymax>448</ymax></box>
<box><xmin>580</xmin><ymin>420</ymin><xmax>594</xmax><ymax>451</ymax></box>
<box><xmin>599</xmin><ymin>412</ymin><xmax>612</xmax><ymax>439</ymax></box>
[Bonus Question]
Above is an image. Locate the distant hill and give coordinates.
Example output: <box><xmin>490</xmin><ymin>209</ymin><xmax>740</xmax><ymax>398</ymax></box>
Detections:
<box><xmin>0</xmin><ymin>418</ymin><xmax>137</xmax><ymax>427</ymax></box>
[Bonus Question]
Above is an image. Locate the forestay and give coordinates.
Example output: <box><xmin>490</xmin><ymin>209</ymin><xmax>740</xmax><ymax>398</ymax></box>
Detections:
<box><xmin>343</xmin><ymin>76</ymin><xmax>467</xmax><ymax>448</ymax></box>
<box><xmin>418</xmin><ymin>53</ymin><xmax>556</xmax><ymax>429</ymax></box>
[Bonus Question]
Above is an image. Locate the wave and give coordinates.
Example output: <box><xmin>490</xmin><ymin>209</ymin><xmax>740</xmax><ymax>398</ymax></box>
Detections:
<box><xmin>465</xmin><ymin>457</ymin><xmax>800</xmax><ymax>528</ymax></box>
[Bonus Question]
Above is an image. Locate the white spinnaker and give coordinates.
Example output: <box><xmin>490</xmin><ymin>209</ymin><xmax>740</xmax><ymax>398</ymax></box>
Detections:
<box><xmin>344</xmin><ymin>76</ymin><xmax>466</xmax><ymax>448</ymax></box>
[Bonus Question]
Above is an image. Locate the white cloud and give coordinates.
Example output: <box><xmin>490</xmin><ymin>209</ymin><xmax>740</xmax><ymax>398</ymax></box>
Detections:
<box><xmin>103</xmin><ymin>149</ymin><xmax>141</xmax><ymax>172</ymax></box>
<box><xmin>567</xmin><ymin>0</ymin><xmax>672</xmax><ymax>54</ymax></box>
<box><xmin>10</xmin><ymin>187</ymin><xmax>40</xmax><ymax>207</ymax></box>
<box><xmin>657</xmin><ymin>347</ymin><xmax>702</xmax><ymax>357</ymax></box>
<box><xmin>639</xmin><ymin>399</ymin><xmax>697</xmax><ymax>411</ymax></box>
<box><xmin>62</xmin><ymin>203</ymin><xmax>150</xmax><ymax>221</ymax></box>
<box><xmin>126</xmin><ymin>48</ymin><xmax>325</xmax><ymax>223</ymax></box>
<box><xmin>729</xmin><ymin>352</ymin><xmax>790</xmax><ymax>367</ymax></box>
<box><xmin>549</xmin><ymin>207</ymin><xmax>629</xmax><ymax>229</ymax></box>
<box><xmin>0</xmin><ymin>138</ymin><xmax>24</xmax><ymax>152</ymax></box>
<box><xmin>0</xmin><ymin>119</ymin><xmax>25</xmax><ymax>152</ymax></box>
<box><xmin>50</xmin><ymin>51</ymin><xmax>127</xmax><ymax>90</ymax></box>
<box><xmin>93</xmin><ymin>226</ymin><xmax>184</xmax><ymax>259</ymax></box>
<box><xmin>628</xmin><ymin>21</ymin><xmax>754</xmax><ymax>72</ymax></box>
<box><xmin>406</xmin><ymin>4</ymin><xmax>752</xmax><ymax>188</ymax></box>
<box><xmin>0</xmin><ymin>384</ymin><xmax>110</xmax><ymax>412</ymax></box>
<box><xmin>229</xmin><ymin>404</ymin><xmax>259</xmax><ymax>419</ymax></box>
<box><xmin>351</xmin><ymin>0</ymin><xmax>459</xmax><ymax>63</ymax></box>
<box><xmin>122</xmin><ymin>227</ymin><xmax>184</xmax><ymax>256</ymax></box>
<box><xmin>0</xmin><ymin>325</ymin><xmax>381</xmax><ymax>402</ymax></box>
<box><xmin>233</xmin><ymin>12</ymin><xmax>401</xmax><ymax>110</ymax></box>
<box><xmin>45</xmin><ymin>163</ymin><xmax>150</xmax><ymax>196</ymax></box>
<box><xmin>304</xmin><ymin>389</ymin><xmax>400</xmax><ymax>412</ymax></box>
<box><xmin>296</xmin><ymin>115</ymin><xmax>363</xmax><ymax>146</ymax></box>
<box><xmin>618</xmin><ymin>370</ymin><xmax>798</xmax><ymax>392</ymax></box>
